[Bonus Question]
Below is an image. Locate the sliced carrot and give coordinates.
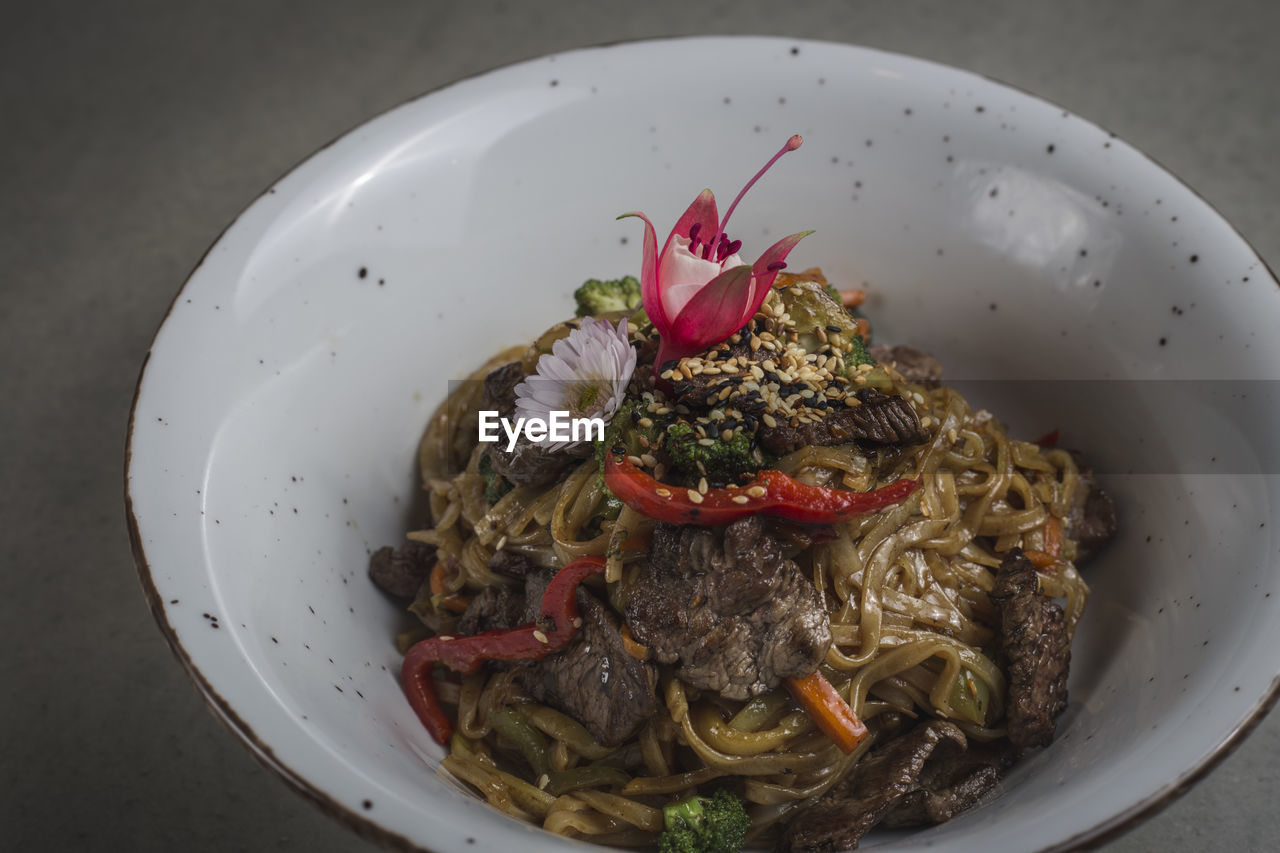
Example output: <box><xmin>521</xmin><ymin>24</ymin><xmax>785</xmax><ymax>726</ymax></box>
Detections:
<box><xmin>620</xmin><ymin>624</ymin><xmax>651</xmax><ymax>661</ymax></box>
<box><xmin>1023</xmin><ymin>549</ymin><xmax>1059</xmax><ymax>569</ymax></box>
<box><xmin>853</xmin><ymin>317</ymin><xmax>871</xmax><ymax>340</ymax></box>
<box><xmin>429</xmin><ymin>561</ymin><xmax>470</xmax><ymax>614</ymax></box>
<box><xmin>784</xmin><ymin>669</ymin><xmax>868</xmax><ymax>754</ymax></box>
<box><xmin>1044</xmin><ymin>516</ymin><xmax>1063</xmax><ymax>558</ymax></box>
<box><xmin>839</xmin><ymin>288</ymin><xmax>867</xmax><ymax>308</ymax></box>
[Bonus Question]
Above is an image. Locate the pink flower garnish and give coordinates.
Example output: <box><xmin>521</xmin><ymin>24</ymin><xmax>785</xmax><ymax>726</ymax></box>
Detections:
<box><xmin>620</xmin><ymin>135</ymin><xmax>812</xmax><ymax>370</ymax></box>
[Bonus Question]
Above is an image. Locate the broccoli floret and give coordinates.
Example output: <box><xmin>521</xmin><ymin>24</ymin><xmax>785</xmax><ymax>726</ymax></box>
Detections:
<box><xmin>658</xmin><ymin>789</ymin><xmax>749</xmax><ymax>853</ymax></box>
<box><xmin>477</xmin><ymin>449</ymin><xmax>512</xmax><ymax>505</ymax></box>
<box><xmin>843</xmin><ymin>326</ymin><xmax>873</xmax><ymax>369</ymax></box>
<box><xmin>574</xmin><ymin>275</ymin><xmax>642</xmax><ymax>317</ymax></box>
<box><xmin>665</xmin><ymin>422</ymin><xmax>759</xmax><ymax>486</ymax></box>
<box><xmin>595</xmin><ymin>399</ymin><xmax>668</xmax><ymax>467</ymax></box>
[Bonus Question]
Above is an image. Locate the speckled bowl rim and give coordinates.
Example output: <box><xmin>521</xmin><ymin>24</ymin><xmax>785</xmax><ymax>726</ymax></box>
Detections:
<box><xmin>125</xmin><ymin>34</ymin><xmax>1280</xmax><ymax>853</ymax></box>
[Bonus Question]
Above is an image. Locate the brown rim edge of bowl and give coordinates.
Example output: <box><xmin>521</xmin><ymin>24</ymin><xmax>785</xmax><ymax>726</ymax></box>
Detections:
<box><xmin>1048</xmin><ymin>671</ymin><xmax>1280</xmax><ymax>852</ymax></box>
<box><xmin>123</xmin><ymin>34</ymin><xmax>1280</xmax><ymax>853</ymax></box>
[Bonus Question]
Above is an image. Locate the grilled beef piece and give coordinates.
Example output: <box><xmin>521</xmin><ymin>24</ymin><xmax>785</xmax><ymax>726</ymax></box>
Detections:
<box><xmin>456</xmin><ymin>584</ymin><xmax>527</xmax><ymax>637</ymax></box>
<box><xmin>756</xmin><ymin>389</ymin><xmax>929</xmax><ymax>455</ymax></box>
<box><xmin>368</xmin><ymin>540</ymin><xmax>436</xmax><ymax>599</ymax></box>
<box><xmin>779</xmin><ymin>721</ymin><xmax>969</xmax><ymax>853</ymax></box>
<box><xmin>1065</xmin><ymin>460</ymin><xmax>1117</xmax><ymax>563</ymax></box>
<box><xmin>481</xmin><ymin>361</ymin><xmax>592</xmax><ymax>487</ymax></box>
<box><xmin>992</xmin><ymin>548</ymin><xmax>1071</xmax><ymax>748</ymax></box>
<box><xmin>487</xmin><ymin>548</ymin><xmax>541</xmax><ymax>579</ymax></box>
<box><xmin>867</xmin><ymin>343</ymin><xmax>944</xmax><ymax>388</ymax></box>
<box><xmin>519</xmin><ymin>572</ymin><xmax>658</xmax><ymax>747</ymax></box>
<box><xmin>624</xmin><ymin>516</ymin><xmax>831</xmax><ymax>701</ymax></box>
<box><xmin>880</xmin><ymin>738</ymin><xmax>1019</xmax><ymax>827</ymax></box>
<box><xmin>667</xmin><ymin>341</ymin><xmax>766</xmax><ymax>409</ymax></box>
<box><xmin>482</xmin><ymin>360</ymin><xmax>525</xmax><ymax>415</ymax></box>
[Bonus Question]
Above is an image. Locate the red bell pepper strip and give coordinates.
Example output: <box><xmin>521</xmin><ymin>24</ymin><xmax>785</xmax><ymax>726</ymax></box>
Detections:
<box><xmin>602</xmin><ymin>446</ymin><xmax>919</xmax><ymax>525</ymax></box>
<box><xmin>400</xmin><ymin>555</ymin><xmax>606</xmax><ymax>744</ymax></box>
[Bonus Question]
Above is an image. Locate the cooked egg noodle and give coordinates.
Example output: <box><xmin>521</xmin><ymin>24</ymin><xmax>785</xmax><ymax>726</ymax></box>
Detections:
<box><xmin>402</xmin><ymin>334</ymin><xmax>1090</xmax><ymax>844</ymax></box>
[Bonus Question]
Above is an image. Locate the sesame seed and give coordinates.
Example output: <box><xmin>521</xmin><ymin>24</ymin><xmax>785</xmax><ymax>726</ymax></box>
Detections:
<box><xmin>732</xmin><ymin>495</ymin><xmax>750</xmax><ymax>504</ymax></box>
<box><xmin>747</xmin><ymin>485</ymin><xmax>768</xmax><ymax>498</ymax></box>
<box><xmin>698</xmin><ymin>477</ymin><xmax>709</xmax><ymax>494</ymax></box>
<box><xmin>438</xmin><ymin>635</ymin><xmax>455</xmax><ymax>642</ymax></box>
<box><xmin>533</xmin><ymin>630</ymin><xmax>549</xmax><ymax>644</ymax></box>
<box><xmin>573</xmin><ymin>617</ymin><xmax>583</xmax><ymax>629</ymax></box>
<box><xmin>698</xmin><ymin>437</ymin><xmax>717</xmax><ymax>446</ymax></box>
<box><xmin>721</xmin><ymin>429</ymin><xmax>734</xmax><ymax>441</ymax></box>
<box><xmin>641</xmin><ymin>453</ymin><xmax>658</xmax><ymax>468</ymax></box>
<box><xmin>656</xmin><ymin>488</ymin><xmax>672</xmax><ymax>498</ymax></box>
<box><xmin>627</xmin><ymin>455</ymin><xmax>644</xmax><ymax>467</ymax></box>
<box><xmin>638</xmin><ymin>417</ymin><xmax>654</xmax><ymax>428</ymax></box>
<box><xmin>495</xmin><ymin>535</ymin><xmax>508</xmax><ymax>551</ymax></box>
<box><xmin>761</xmin><ymin>412</ymin><xmax>777</xmax><ymax>428</ymax></box>
<box><xmin>686</xmin><ymin>489</ymin><xmax>704</xmax><ymax>504</ymax></box>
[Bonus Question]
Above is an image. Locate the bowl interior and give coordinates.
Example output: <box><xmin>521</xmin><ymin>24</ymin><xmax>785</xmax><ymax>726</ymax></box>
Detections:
<box><xmin>128</xmin><ymin>37</ymin><xmax>1280</xmax><ymax>852</ymax></box>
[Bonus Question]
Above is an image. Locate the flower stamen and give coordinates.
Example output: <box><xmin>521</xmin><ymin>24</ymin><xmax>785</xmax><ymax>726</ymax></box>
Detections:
<box><xmin>719</xmin><ymin>134</ymin><xmax>804</xmax><ymax>237</ymax></box>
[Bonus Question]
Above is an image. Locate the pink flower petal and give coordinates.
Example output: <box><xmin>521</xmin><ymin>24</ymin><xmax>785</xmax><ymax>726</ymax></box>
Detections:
<box><xmin>667</xmin><ymin>264</ymin><xmax>755</xmax><ymax>349</ymax></box>
<box><xmin>617</xmin><ymin>211</ymin><xmax>667</xmax><ymax>331</ymax></box>
<box><xmin>744</xmin><ymin>230</ymin><xmax>813</xmax><ymax>323</ymax></box>
<box><xmin>663</xmin><ymin>189</ymin><xmax>720</xmax><ymax>259</ymax></box>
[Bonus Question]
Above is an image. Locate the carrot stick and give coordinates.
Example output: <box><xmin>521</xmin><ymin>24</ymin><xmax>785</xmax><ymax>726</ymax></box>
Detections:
<box><xmin>1044</xmin><ymin>516</ymin><xmax>1063</xmax><ymax>558</ymax></box>
<box><xmin>838</xmin><ymin>288</ymin><xmax>866</xmax><ymax>308</ymax></box>
<box><xmin>1025</xmin><ymin>518</ymin><xmax>1065</xmax><ymax>570</ymax></box>
<box><xmin>784</xmin><ymin>669</ymin><xmax>868</xmax><ymax>754</ymax></box>
<box><xmin>429</xmin><ymin>562</ymin><xmax>470</xmax><ymax>614</ymax></box>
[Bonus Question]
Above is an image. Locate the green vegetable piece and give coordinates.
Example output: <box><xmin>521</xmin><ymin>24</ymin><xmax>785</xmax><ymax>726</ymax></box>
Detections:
<box><xmin>545</xmin><ymin>764</ymin><xmax>631</xmax><ymax>796</ymax></box>
<box><xmin>658</xmin><ymin>789</ymin><xmax>750</xmax><ymax>853</ymax></box>
<box><xmin>947</xmin><ymin>667</ymin><xmax>991</xmax><ymax>726</ymax></box>
<box><xmin>776</xmin><ymin>280</ymin><xmax>874</xmax><ymax>369</ymax></box>
<box><xmin>574</xmin><ymin>275</ymin><xmax>642</xmax><ymax>317</ymax></box>
<box><xmin>665</xmin><ymin>422</ymin><xmax>759</xmax><ymax>487</ymax></box>
<box><xmin>490</xmin><ymin>708</ymin><xmax>551</xmax><ymax>778</ymax></box>
<box><xmin>478</xmin><ymin>449</ymin><xmax>512</xmax><ymax>505</ymax></box>
<box><xmin>594</xmin><ymin>399</ymin><xmax>668</xmax><ymax>469</ymax></box>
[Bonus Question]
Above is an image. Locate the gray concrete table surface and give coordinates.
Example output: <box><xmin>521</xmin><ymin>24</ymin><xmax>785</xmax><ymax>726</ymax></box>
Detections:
<box><xmin>3</xmin><ymin>0</ymin><xmax>1277</xmax><ymax>850</ymax></box>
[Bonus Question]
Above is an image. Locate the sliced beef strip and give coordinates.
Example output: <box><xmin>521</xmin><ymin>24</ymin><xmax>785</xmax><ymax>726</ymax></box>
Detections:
<box><xmin>368</xmin><ymin>540</ymin><xmax>436</xmax><ymax>600</ymax></box>
<box><xmin>481</xmin><ymin>361</ymin><xmax>593</xmax><ymax>488</ymax></box>
<box><xmin>482</xmin><ymin>360</ymin><xmax>525</xmax><ymax>416</ymax></box>
<box><xmin>624</xmin><ymin>516</ymin><xmax>832</xmax><ymax>701</ymax></box>
<box><xmin>519</xmin><ymin>572</ymin><xmax>658</xmax><ymax>747</ymax></box>
<box><xmin>779</xmin><ymin>720</ymin><xmax>969</xmax><ymax>853</ymax></box>
<box><xmin>880</xmin><ymin>738</ymin><xmax>1019</xmax><ymax>828</ymax></box>
<box><xmin>487</xmin><ymin>548</ymin><xmax>541</xmax><ymax>579</ymax></box>
<box><xmin>456</xmin><ymin>584</ymin><xmax>527</xmax><ymax>637</ymax></box>
<box><xmin>756</xmin><ymin>389</ymin><xmax>929</xmax><ymax>455</ymax></box>
<box><xmin>867</xmin><ymin>343</ymin><xmax>944</xmax><ymax>388</ymax></box>
<box><xmin>991</xmin><ymin>548</ymin><xmax>1070</xmax><ymax>749</ymax></box>
<box><xmin>667</xmin><ymin>340</ymin><xmax>768</xmax><ymax>409</ymax></box>
<box><xmin>1065</xmin><ymin>459</ymin><xmax>1117</xmax><ymax>563</ymax></box>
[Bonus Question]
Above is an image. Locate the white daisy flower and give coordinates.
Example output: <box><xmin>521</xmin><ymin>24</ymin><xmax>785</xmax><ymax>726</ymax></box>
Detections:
<box><xmin>513</xmin><ymin>318</ymin><xmax>637</xmax><ymax>451</ymax></box>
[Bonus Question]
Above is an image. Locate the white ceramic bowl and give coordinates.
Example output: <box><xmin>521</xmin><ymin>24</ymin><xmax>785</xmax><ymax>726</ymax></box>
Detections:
<box><xmin>127</xmin><ymin>36</ymin><xmax>1280</xmax><ymax>852</ymax></box>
